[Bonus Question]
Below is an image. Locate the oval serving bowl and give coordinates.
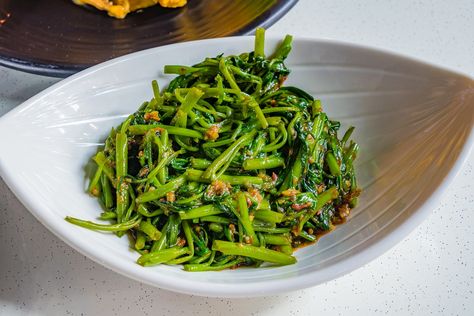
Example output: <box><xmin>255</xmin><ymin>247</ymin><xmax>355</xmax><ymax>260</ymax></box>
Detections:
<box><xmin>0</xmin><ymin>36</ymin><xmax>472</xmax><ymax>297</ymax></box>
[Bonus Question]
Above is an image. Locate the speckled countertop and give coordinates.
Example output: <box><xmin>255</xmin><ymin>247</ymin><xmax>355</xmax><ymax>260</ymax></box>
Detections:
<box><xmin>1</xmin><ymin>0</ymin><xmax>473</xmax><ymax>315</ymax></box>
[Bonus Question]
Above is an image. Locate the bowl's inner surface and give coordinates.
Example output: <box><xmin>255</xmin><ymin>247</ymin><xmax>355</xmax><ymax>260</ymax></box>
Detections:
<box><xmin>1</xmin><ymin>38</ymin><xmax>472</xmax><ymax>295</ymax></box>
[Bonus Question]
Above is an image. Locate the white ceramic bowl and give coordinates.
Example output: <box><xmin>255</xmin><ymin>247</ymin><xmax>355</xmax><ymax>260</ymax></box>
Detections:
<box><xmin>0</xmin><ymin>36</ymin><xmax>473</xmax><ymax>297</ymax></box>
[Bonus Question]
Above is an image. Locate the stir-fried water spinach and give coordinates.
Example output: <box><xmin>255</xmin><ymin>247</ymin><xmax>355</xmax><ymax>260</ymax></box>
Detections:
<box><xmin>66</xmin><ymin>28</ymin><xmax>360</xmax><ymax>270</ymax></box>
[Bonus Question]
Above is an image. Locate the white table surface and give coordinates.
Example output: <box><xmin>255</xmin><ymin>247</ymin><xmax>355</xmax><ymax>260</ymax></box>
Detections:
<box><xmin>1</xmin><ymin>0</ymin><xmax>473</xmax><ymax>315</ymax></box>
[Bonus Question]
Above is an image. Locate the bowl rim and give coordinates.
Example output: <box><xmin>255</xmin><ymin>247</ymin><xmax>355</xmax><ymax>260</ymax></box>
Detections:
<box><xmin>0</xmin><ymin>35</ymin><xmax>473</xmax><ymax>297</ymax></box>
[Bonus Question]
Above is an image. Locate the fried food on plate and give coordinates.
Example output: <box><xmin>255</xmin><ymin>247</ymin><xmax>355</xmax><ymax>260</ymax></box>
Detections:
<box><xmin>73</xmin><ymin>0</ymin><xmax>186</xmax><ymax>19</ymax></box>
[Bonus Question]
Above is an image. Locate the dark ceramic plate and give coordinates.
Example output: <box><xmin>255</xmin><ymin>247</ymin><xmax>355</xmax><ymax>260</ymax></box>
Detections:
<box><xmin>0</xmin><ymin>0</ymin><xmax>297</xmax><ymax>77</ymax></box>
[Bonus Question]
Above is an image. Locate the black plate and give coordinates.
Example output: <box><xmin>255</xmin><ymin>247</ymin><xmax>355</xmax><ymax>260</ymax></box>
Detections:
<box><xmin>0</xmin><ymin>0</ymin><xmax>297</xmax><ymax>77</ymax></box>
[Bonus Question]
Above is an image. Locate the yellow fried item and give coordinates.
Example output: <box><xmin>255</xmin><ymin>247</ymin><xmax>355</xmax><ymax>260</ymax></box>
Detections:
<box><xmin>73</xmin><ymin>0</ymin><xmax>186</xmax><ymax>19</ymax></box>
